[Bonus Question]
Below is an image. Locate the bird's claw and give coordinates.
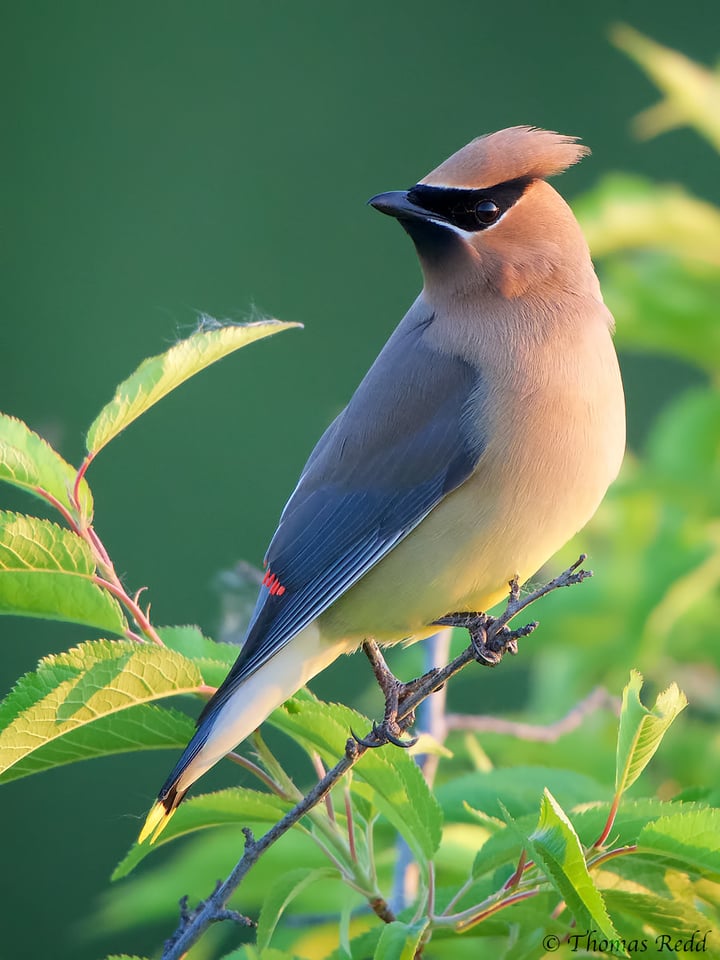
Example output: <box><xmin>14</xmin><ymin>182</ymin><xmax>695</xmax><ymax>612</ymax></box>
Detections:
<box><xmin>433</xmin><ymin>610</ymin><xmax>538</xmax><ymax>665</ymax></box>
<box><xmin>351</xmin><ymin>719</ymin><xmax>418</xmax><ymax>750</ymax></box>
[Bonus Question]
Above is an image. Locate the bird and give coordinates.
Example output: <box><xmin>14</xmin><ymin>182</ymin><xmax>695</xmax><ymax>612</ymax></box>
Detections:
<box><xmin>139</xmin><ymin>125</ymin><xmax>625</xmax><ymax>844</ymax></box>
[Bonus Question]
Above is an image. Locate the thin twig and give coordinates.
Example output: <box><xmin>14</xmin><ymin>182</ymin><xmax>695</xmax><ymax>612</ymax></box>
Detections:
<box><xmin>225</xmin><ymin>751</ymin><xmax>293</xmax><ymax>800</ymax></box>
<box><xmin>158</xmin><ymin>557</ymin><xmax>591</xmax><ymax>960</ymax></box>
<box><xmin>92</xmin><ymin>574</ymin><xmax>165</xmax><ymax>646</ymax></box>
<box><xmin>445</xmin><ymin>686</ymin><xmax>619</xmax><ymax>741</ymax></box>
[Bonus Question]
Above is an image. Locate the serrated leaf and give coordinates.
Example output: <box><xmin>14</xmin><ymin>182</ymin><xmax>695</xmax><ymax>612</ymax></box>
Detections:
<box><xmin>437</xmin><ymin>766</ymin><xmax>610</xmax><ymax>826</ymax></box>
<box><xmin>256</xmin><ymin>867</ymin><xmax>337</xmax><ymax>951</ymax></box>
<box><xmin>615</xmin><ymin>671</ymin><xmax>688</xmax><ymax>797</ymax></box>
<box><xmin>526</xmin><ymin>789</ymin><xmax>622</xmax><ymax>952</ymax></box>
<box><xmin>158</xmin><ymin>624</ymin><xmax>237</xmax><ymax>687</ymax></box>
<box><xmin>472</xmin><ymin>797</ymin><xmax>678</xmax><ymax>881</ymax></box>
<box><xmin>104</xmin><ymin>955</ymin><xmax>152</xmax><ymax>960</ymax></box>
<box><xmin>639</xmin><ymin>809</ymin><xmax>720</xmax><ymax>877</ymax></box>
<box><xmin>374</xmin><ymin>919</ymin><xmax>429</xmax><ymax>960</ymax></box>
<box><xmin>603</xmin><ymin>889</ymin><xmax>719</xmax><ymax>946</ymax></box>
<box><xmin>268</xmin><ymin>692</ymin><xmax>442</xmax><ymax>865</ymax></box>
<box><xmin>158</xmin><ymin>625</ymin><xmax>238</xmax><ymax>665</ymax></box>
<box><xmin>0</xmin><ymin>413</ymin><xmax>92</xmax><ymax>517</ymax></box>
<box><xmin>86</xmin><ymin>318</ymin><xmax>301</xmax><ymax>455</ymax></box>
<box><xmin>0</xmin><ymin>512</ymin><xmax>126</xmax><ymax>632</ymax></box>
<box><xmin>113</xmin><ymin>787</ymin><xmax>293</xmax><ymax>879</ymax></box>
<box><xmin>0</xmin><ymin>639</ymin><xmax>202</xmax><ymax>783</ymax></box>
<box><xmin>0</xmin><ymin>704</ymin><xmax>194</xmax><ymax>785</ymax></box>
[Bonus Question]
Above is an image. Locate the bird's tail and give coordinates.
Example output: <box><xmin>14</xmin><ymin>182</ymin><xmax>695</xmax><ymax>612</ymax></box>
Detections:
<box><xmin>138</xmin><ymin>621</ymin><xmax>353</xmax><ymax>845</ymax></box>
<box><xmin>138</xmin><ymin>732</ymin><xmax>207</xmax><ymax>843</ymax></box>
<box><xmin>138</xmin><ymin>782</ymin><xmax>187</xmax><ymax>844</ymax></box>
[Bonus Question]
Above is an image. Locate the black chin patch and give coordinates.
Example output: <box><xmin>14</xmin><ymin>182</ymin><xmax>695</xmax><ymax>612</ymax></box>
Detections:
<box><xmin>407</xmin><ymin>178</ymin><xmax>532</xmax><ymax>232</ymax></box>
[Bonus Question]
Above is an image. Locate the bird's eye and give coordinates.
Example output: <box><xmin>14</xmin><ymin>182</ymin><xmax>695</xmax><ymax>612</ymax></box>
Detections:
<box><xmin>475</xmin><ymin>199</ymin><xmax>500</xmax><ymax>225</ymax></box>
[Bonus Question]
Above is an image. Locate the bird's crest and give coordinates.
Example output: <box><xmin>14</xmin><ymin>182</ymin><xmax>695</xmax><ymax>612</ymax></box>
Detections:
<box><xmin>420</xmin><ymin>126</ymin><xmax>589</xmax><ymax>189</ymax></box>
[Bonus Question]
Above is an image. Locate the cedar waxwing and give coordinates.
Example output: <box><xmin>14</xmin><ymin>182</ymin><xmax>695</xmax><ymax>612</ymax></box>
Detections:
<box><xmin>140</xmin><ymin>126</ymin><xmax>625</xmax><ymax>843</ymax></box>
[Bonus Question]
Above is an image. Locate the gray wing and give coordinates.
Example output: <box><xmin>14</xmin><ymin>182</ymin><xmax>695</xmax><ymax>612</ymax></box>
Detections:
<box><xmin>199</xmin><ymin>310</ymin><xmax>486</xmax><ymax>724</ymax></box>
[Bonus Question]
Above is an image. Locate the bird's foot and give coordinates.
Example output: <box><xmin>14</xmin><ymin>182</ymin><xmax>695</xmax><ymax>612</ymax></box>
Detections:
<box><xmin>355</xmin><ymin>641</ymin><xmax>419</xmax><ymax>749</ymax></box>
<box><xmin>433</xmin><ymin>609</ymin><xmax>539</xmax><ymax>666</ymax></box>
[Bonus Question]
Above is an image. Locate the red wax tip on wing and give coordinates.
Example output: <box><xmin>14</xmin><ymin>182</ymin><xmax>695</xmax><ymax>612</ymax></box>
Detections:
<box><xmin>263</xmin><ymin>567</ymin><xmax>286</xmax><ymax>596</ymax></box>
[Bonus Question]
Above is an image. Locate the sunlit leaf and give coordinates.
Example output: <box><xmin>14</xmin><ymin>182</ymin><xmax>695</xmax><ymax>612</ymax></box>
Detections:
<box><xmin>646</xmin><ymin>389</ymin><xmax>720</xmax><ymax>514</ymax></box>
<box><xmin>86</xmin><ymin>318</ymin><xmax>301</xmax><ymax>455</ymax></box>
<box><xmin>436</xmin><ymin>766</ymin><xmax>609</xmax><ymax>826</ymax></box>
<box><xmin>615</xmin><ymin>671</ymin><xmax>687</xmax><ymax>797</ymax></box>
<box><xmin>639</xmin><ymin>808</ymin><xmax>720</xmax><ymax>876</ymax></box>
<box><xmin>0</xmin><ymin>639</ymin><xmax>202</xmax><ymax>783</ymax></box>
<box><xmin>374</xmin><ymin>919</ymin><xmax>429</xmax><ymax>960</ymax></box>
<box><xmin>158</xmin><ymin>624</ymin><xmax>237</xmax><ymax>687</ymax></box>
<box><xmin>576</xmin><ymin>175</ymin><xmax>720</xmax><ymax>266</ymax></box>
<box><xmin>612</xmin><ymin>24</ymin><xmax>720</xmax><ymax>150</ymax></box>
<box><xmin>599</xmin><ymin>253</ymin><xmax>720</xmax><ymax>374</ymax></box>
<box><xmin>256</xmin><ymin>867</ymin><xmax>337</xmax><ymax>952</ymax></box>
<box><xmin>0</xmin><ymin>512</ymin><xmax>126</xmax><ymax>632</ymax></box>
<box><xmin>268</xmin><ymin>692</ymin><xmax>442</xmax><ymax>864</ymax></box>
<box><xmin>0</xmin><ymin>413</ymin><xmax>92</xmax><ymax>518</ymax></box>
<box><xmin>221</xmin><ymin>948</ymin><xmax>305</xmax><ymax>960</ymax></box>
<box><xmin>113</xmin><ymin>787</ymin><xmax>293</xmax><ymax>879</ymax></box>
<box><xmin>526</xmin><ymin>790</ymin><xmax>622</xmax><ymax>950</ymax></box>
<box><xmin>603</xmin><ymin>889</ymin><xmax>720</xmax><ymax>950</ymax></box>
<box><xmin>473</xmin><ymin>798</ymin><xmax>681</xmax><ymax>880</ymax></box>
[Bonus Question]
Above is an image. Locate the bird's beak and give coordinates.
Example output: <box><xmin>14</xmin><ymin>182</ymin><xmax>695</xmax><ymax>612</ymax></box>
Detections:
<box><xmin>368</xmin><ymin>190</ymin><xmax>437</xmax><ymax>224</ymax></box>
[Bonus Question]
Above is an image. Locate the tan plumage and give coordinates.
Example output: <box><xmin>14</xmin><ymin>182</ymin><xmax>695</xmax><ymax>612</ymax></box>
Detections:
<box><xmin>139</xmin><ymin>126</ymin><xmax>625</xmax><ymax>843</ymax></box>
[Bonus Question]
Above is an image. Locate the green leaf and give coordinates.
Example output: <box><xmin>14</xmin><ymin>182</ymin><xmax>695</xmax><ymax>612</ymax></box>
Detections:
<box><xmin>86</xmin><ymin>318</ymin><xmax>301</xmax><ymax>455</ymax></box>
<box><xmin>0</xmin><ymin>413</ymin><xmax>92</xmax><ymax>518</ymax></box>
<box><xmin>104</xmin><ymin>956</ymin><xmax>152</xmax><ymax>960</ymax></box>
<box><xmin>436</xmin><ymin>766</ymin><xmax>610</xmax><ymax>826</ymax></box>
<box><xmin>221</xmin><ymin>949</ymin><xmax>306</xmax><ymax>960</ymax></box>
<box><xmin>472</xmin><ymin>798</ymin><xmax>684</xmax><ymax>881</ymax></box>
<box><xmin>612</xmin><ymin>24</ymin><xmax>720</xmax><ymax>150</ymax></box>
<box><xmin>600</xmin><ymin>253</ymin><xmax>720</xmax><ymax>374</ymax></box>
<box><xmin>576</xmin><ymin>175</ymin><xmax>720</xmax><ymax>266</ymax></box>
<box><xmin>603</xmin><ymin>889</ymin><xmax>720</xmax><ymax>945</ymax></box>
<box><xmin>639</xmin><ymin>808</ymin><xmax>720</xmax><ymax>876</ymax></box>
<box><xmin>615</xmin><ymin>671</ymin><xmax>688</xmax><ymax>797</ymax></box>
<box><xmin>324</xmin><ymin>926</ymin><xmax>382</xmax><ymax>960</ymax></box>
<box><xmin>113</xmin><ymin>787</ymin><xmax>293</xmax><ymax>879</ymax></box>
<box><xmin>0</xmin><ymin>512</ymin><xmax>126</xmax><ymax>633</ymax></box>
<box><xmin>374</xmin><ymin>919</ymin><xmax>429</xmax><ymax>960</ymax></box>
<box><xmin>268</xmin><ymin>692</ymin><xmax>442</xmax><ymax>864</ymax></box>
<box><xmin>645</xmin><ymin>389</ymin><xmax>720</xmax><ymax>516</ymax></box>
<box><xmin>526</xmin><ymin>789</ymin><xmax>622</xmax><ymax>951</ymax></box>
<box><xmin>158</xmin><ymin>624</ymin><xmax>238</xmax><ymax>687</ymax></box>
<box><xmin>0</xmin><ymin>639</ymin><xmax>202</xmax><ymax>783</ymax></box>
<box><xmin>256</xmin><ymin>867</ymin><xmax>337</xmax><ymax>951</ymax></box>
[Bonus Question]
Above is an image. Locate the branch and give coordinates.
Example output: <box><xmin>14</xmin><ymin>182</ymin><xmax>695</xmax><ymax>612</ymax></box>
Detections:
<box><xmin>444</xmin><ymin>686</ymin><xmax>620</xmax><ymax>741</ymax></box>
<box><xmin>158</xmin><ymin>556</ymin><xmax>591</xmax><ymax>960</ymax></box>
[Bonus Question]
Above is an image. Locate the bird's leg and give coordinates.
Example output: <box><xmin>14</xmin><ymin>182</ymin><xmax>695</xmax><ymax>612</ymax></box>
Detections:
<box><xmin>354</xmin><ymin>640</ymin><xmax>419</xmax><ymax>749</ymax></box>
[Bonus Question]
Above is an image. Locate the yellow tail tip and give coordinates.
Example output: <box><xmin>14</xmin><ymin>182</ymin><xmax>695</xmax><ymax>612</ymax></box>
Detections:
<box><xmin>138</xmin><ymin>801</ymin><xmax>172</xmax><ymax>845</ymax></box>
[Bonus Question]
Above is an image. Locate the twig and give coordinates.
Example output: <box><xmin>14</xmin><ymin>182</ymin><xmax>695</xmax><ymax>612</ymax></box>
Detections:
<box><xmin>444</xmin><ymin>686</ymin><xmax>619</xmax><ymax>741</ymax></box>
<box><xmin>158</xmin><ymin>557</ymin><xmax>591</xmax><ymax>960</ymax></box>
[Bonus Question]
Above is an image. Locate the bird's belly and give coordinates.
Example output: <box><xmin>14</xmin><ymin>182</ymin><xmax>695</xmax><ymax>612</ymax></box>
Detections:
<box><xmin>319</xmin><ymin>385</ymin><xmax>623</xmax><ymax>644</ymax></box>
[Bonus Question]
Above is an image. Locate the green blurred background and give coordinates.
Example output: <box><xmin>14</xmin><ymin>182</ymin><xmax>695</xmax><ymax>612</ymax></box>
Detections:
<box><xmin>2</xmin><ymin>3</ymin><xmax>718</xmax><ymax>958</ymax></box>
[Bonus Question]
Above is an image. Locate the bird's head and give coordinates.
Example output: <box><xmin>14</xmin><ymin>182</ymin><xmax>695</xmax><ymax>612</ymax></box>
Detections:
<box><xmin>370</xmin><ymin>126</ymin><xmax>593</xmax><ymax>300</ymax></box>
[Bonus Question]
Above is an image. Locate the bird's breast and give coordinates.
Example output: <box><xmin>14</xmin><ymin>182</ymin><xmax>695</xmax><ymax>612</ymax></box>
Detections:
<box><xmin>318</xmin><ymin>315</ymin><xmax>624</xmax><ymax>645</ymax></box>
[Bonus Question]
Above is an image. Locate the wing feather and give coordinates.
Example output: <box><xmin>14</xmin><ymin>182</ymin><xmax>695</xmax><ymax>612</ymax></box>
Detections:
<box><xmin>199</xmin><ymin>309</ymin><xmax>487</xmax><ymax>725</ymax></box>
